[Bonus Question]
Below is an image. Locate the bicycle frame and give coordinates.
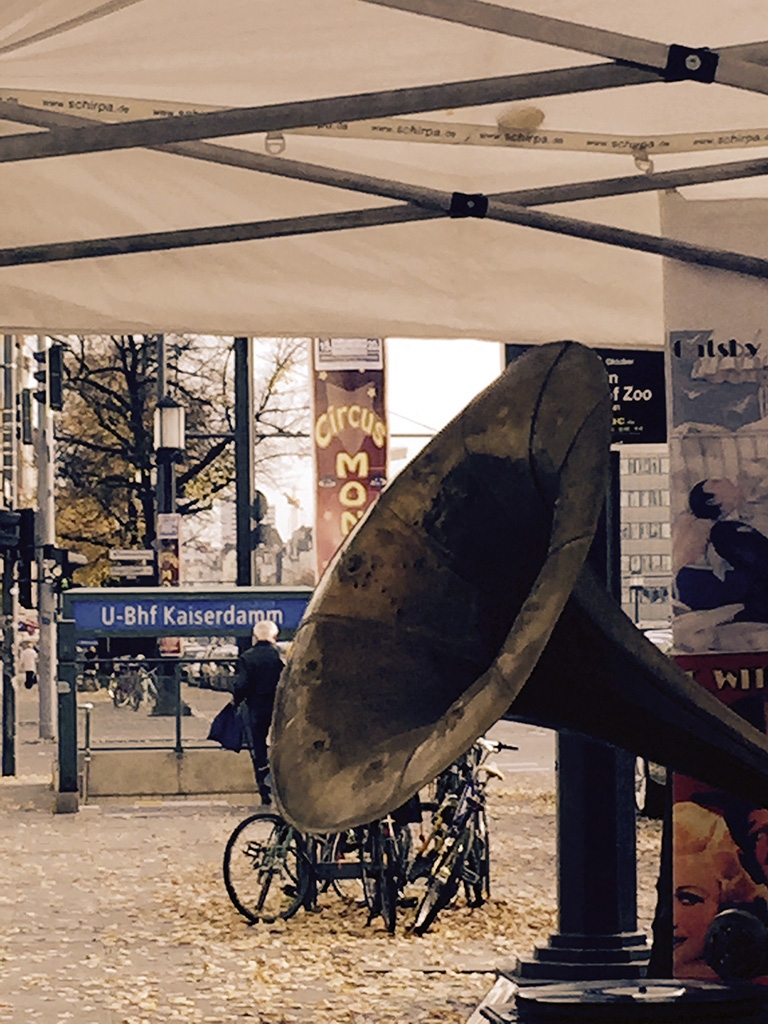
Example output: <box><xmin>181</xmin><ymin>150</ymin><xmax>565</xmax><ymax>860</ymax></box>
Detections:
<box><xmin>411</xmin><ymin>737</ymin><xmax>513</xmax><ymax>933</ymax></box>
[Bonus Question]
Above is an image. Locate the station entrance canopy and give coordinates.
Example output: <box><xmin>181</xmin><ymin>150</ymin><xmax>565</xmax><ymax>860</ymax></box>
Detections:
<box><xmin>2</xmin><ymin>3</ymin><xmax>768</xmax><ymax>345</ymax></box>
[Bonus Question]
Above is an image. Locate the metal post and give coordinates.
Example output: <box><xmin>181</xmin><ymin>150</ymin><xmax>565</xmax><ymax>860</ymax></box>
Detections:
<box><xmin>55</xmin><ymin>618</ymin><xmax>78</xmax><ymax>812</ymax></box>
<box><xmin>81</xmin><ymin>701</ymin><xmax>92</xmax><ymax>804</ymax></box>
<box><xmin>174</xmin><ymin>664</ymin><xmax>182</xmax><ymax>755</ymax></box>
<box><xmin>234</xmin><ymin>337</ymin><xmax>255</xmax><ymax>664</ymax></box>
<box><xmin>1</xmin><ymin>335</ymin><xmax>15</xmax><ymax>506</ymax></box>
<box><xmin>35</xmin><ymin>336</ymin><xmax>57</xmax><ymax>740</ymax></box>
<box><xmin>154</xmin><ymin>335</ymin><xmax>185</xmax><ymax>720</ymax></box>
<box><xmin>0</xmin><ymin>336</ymin><xmax>15</xmax><ymax>775</ymax></box>
<box><xmin>234</xmin><ymin>337</ymin><xmax>255</xmax><ymax>588</ymax></box>
<box><xmin>155</xmin><ymin>335</ymin><xmax>176</xmax><ymax>518</ymax></box>
<box><xmin>1</xmin><ymin>555</ymin><xmax>15</xmax><ymax>775</ymax></box>
<box><xmin>516</xmin><ymin>451</ymin><xmax>651</xmax><ymax>980</ymax></box>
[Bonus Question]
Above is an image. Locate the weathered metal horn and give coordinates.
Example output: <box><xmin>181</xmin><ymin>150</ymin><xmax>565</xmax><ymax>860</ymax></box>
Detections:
<box><xmin>270</xmin><ymin>341</ymin><xmax>768</xmax><ymax>833</ymax></box>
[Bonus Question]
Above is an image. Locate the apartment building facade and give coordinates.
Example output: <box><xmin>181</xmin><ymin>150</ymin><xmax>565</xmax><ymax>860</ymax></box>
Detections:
<box><xmin>618</xmin><ymin>443</ymin><xmax>672</xmax><ymax>625</ymax></box>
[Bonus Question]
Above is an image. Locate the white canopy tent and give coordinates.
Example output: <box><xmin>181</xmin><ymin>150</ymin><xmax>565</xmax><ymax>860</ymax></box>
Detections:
<box><xmin>1</xmin><ymin>1</ymin><xmax>768</xmax><ymax>344</ymax></box>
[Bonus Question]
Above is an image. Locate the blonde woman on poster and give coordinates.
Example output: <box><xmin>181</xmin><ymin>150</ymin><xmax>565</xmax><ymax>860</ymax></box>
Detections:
<box><xmin>673</xmin><ymin>801</ymin><xmax>767</xmax><ymax>979</ymax></box>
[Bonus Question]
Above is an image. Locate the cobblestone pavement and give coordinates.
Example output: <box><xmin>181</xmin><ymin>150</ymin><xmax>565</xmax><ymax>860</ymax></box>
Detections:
<box><xmin>0</xmin><ymin>685</ymin><xmax>662</xmax><ymax>1023</ymax></box>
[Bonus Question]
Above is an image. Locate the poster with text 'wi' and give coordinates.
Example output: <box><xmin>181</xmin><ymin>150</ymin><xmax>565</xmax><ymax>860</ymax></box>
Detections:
<box><xmin>662</xmin><ymin>191</ymin><xmax>768</xmax><ymax>983</ymax></box>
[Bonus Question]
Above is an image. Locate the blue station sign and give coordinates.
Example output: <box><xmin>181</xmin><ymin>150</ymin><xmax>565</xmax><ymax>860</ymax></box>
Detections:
<box><xmin>62</xmin><ymin>586</ymin><xmax>313</xmax><ymax>637</ymax></box>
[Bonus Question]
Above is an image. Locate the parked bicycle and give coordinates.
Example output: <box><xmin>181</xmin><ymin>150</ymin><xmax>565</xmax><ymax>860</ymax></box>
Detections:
<box><xmin>108</xmin><ymin>656</ymin><xmax>158</xmax><ymax>711</ymax></box>
<box><xmin>224</xmin><ymin>811</ymin><xmax>312</xmax><ymax>923</ymax></box>
<box><xmin>319</xmin><ymin>815</ymin><xmax>413</xmax><ymax>933</ymax></box>
<box><xmin>410</xmin><ymin>736</ymin><xmax>514</xmax><ymax>935</ymax></box>
<box><xmin>223</xmin><ymin>809</ymin><xmax>415</xmax><ymax>932</ymax></box>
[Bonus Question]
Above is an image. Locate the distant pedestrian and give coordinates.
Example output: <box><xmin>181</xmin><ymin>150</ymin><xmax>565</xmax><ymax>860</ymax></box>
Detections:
<box><xmin>19</xmin><ymin>643</ymin><xmax>37</xmax><ymax>689</ymax></box>
<box><xmin>234</xmin><ymin>621</ymin><xmax>284</xmax><ymax>804</ymax></box>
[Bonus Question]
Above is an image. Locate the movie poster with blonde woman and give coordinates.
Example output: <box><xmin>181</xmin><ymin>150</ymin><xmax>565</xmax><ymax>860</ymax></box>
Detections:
<box><xmin>663</xmin><ymin>191</ymin><xmax>768</xmax><ymax>982</ymax></box>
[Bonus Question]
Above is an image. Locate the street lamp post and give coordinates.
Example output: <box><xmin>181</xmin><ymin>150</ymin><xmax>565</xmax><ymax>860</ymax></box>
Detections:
<box><xmin>154</xmin><ymin>395</ymin><xmax>185</xmax><ymax>518</ymax></box>
<box><xmin>153</xmin><ymin>394</ymin><xmax>185</xmax><ymax>719</ymax></box>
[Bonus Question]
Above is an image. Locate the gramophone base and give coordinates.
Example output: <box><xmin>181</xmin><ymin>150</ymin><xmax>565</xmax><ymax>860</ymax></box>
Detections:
<box><xmin>513</xmin><ymin>931</ymin><xmax>651</xmax><ymax>982</ymax></box>
<box><xmin>471</xmin><ymin>976</ymin><xmax>768</xmax><ymax>1023</ymax></box>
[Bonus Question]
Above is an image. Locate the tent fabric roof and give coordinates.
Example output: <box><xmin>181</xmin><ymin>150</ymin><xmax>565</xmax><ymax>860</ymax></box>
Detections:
<box><xmin>1</xmin><ymin>1</ymin><xmax>768</xmax><ymax>343</ymax></box>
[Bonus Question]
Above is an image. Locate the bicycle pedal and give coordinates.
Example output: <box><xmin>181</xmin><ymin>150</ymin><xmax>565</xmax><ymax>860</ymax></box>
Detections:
<box><xmin>462</xmin><ymin>868</ymin><xmax>480</xmax><ymax>885</ymax></box>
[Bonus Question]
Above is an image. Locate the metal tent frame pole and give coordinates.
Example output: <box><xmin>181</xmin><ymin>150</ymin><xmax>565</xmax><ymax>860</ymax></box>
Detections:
<box><xmin>361</xmin><ymin>0</ymin><xmax>768</xmax><ymax>96</ymax></box>
<box><xmin>1</xmin><ymin>155</ymin><xmax>768</xmax><ymax>284</ymax></box>
<box><xmin>2</xmin><ymin>11</ymin><xmax>768</xmax><ymax>166</ymax></box>
<box><xmin>0</xmin><ymin>63</ymin><xmax>658</xmax><ymax>165</ymax></box>
<box><xmin>9</xmin><ymin>94</ymin><xmax>768</xmax><ymax>208</ymax></box>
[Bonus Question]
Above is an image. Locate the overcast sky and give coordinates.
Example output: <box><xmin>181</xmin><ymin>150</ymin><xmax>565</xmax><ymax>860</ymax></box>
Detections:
<box><xmin>267</xmin><ymin>338</ymin><xmax>504</xmax><ymax>539</ymax></box>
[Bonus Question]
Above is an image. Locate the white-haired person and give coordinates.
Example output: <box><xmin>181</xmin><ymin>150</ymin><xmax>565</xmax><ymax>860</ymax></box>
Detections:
<box><xmin>233</xmin><ymin>620</ymin><xmax>284</xmax><ymax>804</ymax></box>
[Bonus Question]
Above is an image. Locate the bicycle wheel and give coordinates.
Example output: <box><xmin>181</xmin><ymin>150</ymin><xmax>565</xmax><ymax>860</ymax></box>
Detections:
<box><xmin>378</xmin><ymin>829</ymin><xmax>400</xmax><ymax>934</ymax></box>
<box><xmin>223</xmin><ymin>811</ymin><xmax>309</xmax><ymax>923</ymax></box>
<box><xmin>412</xmin><ymin>829</ymin><xmax>469</xmax><ymax>935</ymax></box>
<box><xmin>394</xmin><ymin>822</ymin><xmax>413</xmax><ymax>879</ymax></box>
<box><xmin>326</xmin><ymin>831</ymin><xmax>366</xmax><ymax>903</ymax></box>
<box><xmin>112</xmin><ymin>684</ymin><xmax>129</xmax><ymax>708</ymax></box>
<box><xmin>358</xmin><ymin>826</ymin><xmax>380</xmax><ymax>915</ymax></box>
<box><xmin>463</xmin><ymin>830</ymin><xmax>489</xmax><ymax>907</ymax></box>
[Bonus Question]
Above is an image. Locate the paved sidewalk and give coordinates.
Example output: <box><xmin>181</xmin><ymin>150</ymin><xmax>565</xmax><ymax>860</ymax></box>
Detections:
<box><xmin>1</xmin><ymin>685</ymin><xmax>531</xmax><ymax>1023</ymax></box>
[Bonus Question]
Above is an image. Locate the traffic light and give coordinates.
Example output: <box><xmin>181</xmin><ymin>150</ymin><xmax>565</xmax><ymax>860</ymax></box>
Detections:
<box><xmin>252</xmin><ymin>490</ymin><xmax>267</xmax><ymax>548</ymax></box>
<box><xmin>33</xmin><ymin>343</ymin><xmax>64</xmax><ymax>411</ymax></box>
<box><xmin>32</xmin><ymin>350</ymin><xmax>46</xmax><ymax>404</ymax></box>
<box><xmin>17</xmin><ymin>508</ymin><xmax>35</xmax><ymax>609</ymax></box>
<box><xmin>16</xmin><ymin>388</ymin><xmax>33</xmax><ymax>445</ymax></box>
<box><xmin>0</xmin><ymin>508</ymin><xmax>20</xmax><ymax>553</ymax></box>
<box><xmin>48</xmin><ymin>344</ymin><xmax>63</xmax><ymax>410</ymax></box>
<box><xmin>43</xmin><ymin>545</ymin><xmax>88</xmax><ymax>590</ymax></box>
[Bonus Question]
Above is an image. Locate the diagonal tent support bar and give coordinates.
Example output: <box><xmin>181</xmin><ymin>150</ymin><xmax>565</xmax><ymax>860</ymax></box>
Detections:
<box><xmin>0</xmin><ymin>21</ymin><xmax>765</xmax><ymax>165</ymax></box>
<box><xmin>361</xmin><ymin>0</ymin><xmax>768</xmax><ymax>98</ymax></box>
<box><xmin>0</xmin><ymin>63</ymin><xmax>659</xmax><ymax>165</ymax></box>
<box><xmin>484</xmin><ymin>197</ymin><xmax>768</xmax><ymax>278</ymax></box>
<box><xmin>4</xmin><ymin>162</ymin><xmax>768</xmax><ymax>283</ymax></box>
<box><xmin>163</xmin><ymin>140</ymin><xmax>768</xmax><ymax>208</ymax></box>
<box><xmin>4</xmin><ymin>92</ymin><xmax>768</xmax><ymax>210</ymax></box>
<box><xmin>494</xmin><ymin>155</ymin><xmax>768</xmax><ymax>205</ymax></box>
<box><xmin>363</xmin><ymin>0</ymin><xmax>667</xmax><ymax>67</ymax></box>
<box><xmin>1</xmin><ymin>60</ymin><xmax>768</xmax><ymax>280</ymax></box>
<box><xmin>0</xmin><ymin>206</ymin><xmax>440</xmax><ymax>265</ymax></box>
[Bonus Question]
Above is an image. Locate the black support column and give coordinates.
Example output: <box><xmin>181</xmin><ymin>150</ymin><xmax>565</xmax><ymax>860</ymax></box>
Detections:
<box><xmin>234</xmin><ymin>337</ymin><xmax>254</xmax><ymax>591</ymax></box>
<box><xmin>515</xmin><ymin>451</ymin><xmax>652</xmax><ymax>980</ymax></box>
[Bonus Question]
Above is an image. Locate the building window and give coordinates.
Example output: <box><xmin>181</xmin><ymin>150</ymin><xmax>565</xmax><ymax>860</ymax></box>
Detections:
<box><xmin>621</xmin><ymin>457</ymin><xmax>669</xmax><ymax>476</ymax></box>
<box><xmin>621</xmin><ymin>521</ymin><xmax>671</xmax><ymax>540</ymax></box>
<box><xmin>621</xmin><ymin>489</ymin><xmax>670</xmax><ymax>508</ymax></box>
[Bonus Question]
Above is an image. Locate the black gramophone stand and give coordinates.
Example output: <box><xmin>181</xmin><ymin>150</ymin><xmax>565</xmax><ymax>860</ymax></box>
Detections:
<box><xmin>514</xmin><ymin>732</ymin><xmax>651</xmax><ymax>980</ymax></box>
<box><xmin>515</xmin><ymin>452</ymin><xmax>652</xmax><ymax>980</ymax></box>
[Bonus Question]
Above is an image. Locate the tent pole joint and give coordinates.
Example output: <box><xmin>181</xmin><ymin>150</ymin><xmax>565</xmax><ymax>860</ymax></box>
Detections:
<box><xmin>664</xmin><ymin>44</ymin><xmax>719</xmax><ymax>83</ymax></box>
<box><xmin>449</xmin><ymin>192</ymin><xmax>489</xmax><ymax>218</ymax></box>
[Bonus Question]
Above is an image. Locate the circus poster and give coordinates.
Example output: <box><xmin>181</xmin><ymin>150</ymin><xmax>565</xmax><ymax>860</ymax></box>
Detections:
<box><xmin>312</xmin><ymin>339</ymin><xmax>387</xmax><ymax>579</ymax></box>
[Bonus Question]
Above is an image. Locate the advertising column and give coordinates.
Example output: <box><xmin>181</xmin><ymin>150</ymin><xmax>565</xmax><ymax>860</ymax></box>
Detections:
<box><xmin>663</xmin><ymin>191</ymin><xmax>768</xmax><ymax>982</ymax></box>
<box><xmin>312</xmin><ymin>339</ymin><xmax>387</xmax><ymax>579</ymax></box>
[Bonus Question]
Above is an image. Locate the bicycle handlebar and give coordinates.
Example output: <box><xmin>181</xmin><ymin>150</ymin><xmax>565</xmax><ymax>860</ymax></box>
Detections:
<box><xmin>478</xmin><ymin>738</ymin><xmax>518</xmax><ymax>754</ymax></box>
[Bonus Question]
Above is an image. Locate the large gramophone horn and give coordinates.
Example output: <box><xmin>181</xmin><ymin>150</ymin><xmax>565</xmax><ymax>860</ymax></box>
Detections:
<box><xmin>271</xmin><ymin>341</ymin><xmax>768</xmax><ymax>832</ymax></box>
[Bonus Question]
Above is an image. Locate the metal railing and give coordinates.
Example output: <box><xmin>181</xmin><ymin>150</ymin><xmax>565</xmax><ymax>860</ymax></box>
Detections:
<box><xmin>73</xmin><ymin>655</ymin><xmax>239</xmax><ymax>755</ymax></box>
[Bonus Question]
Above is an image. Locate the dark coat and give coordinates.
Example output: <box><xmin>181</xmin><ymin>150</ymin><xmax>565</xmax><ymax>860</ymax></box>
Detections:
<box><xmin>234</xmin><ymin>641</ymin><xmax>284</xmax><ymax>707</ymax></box>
